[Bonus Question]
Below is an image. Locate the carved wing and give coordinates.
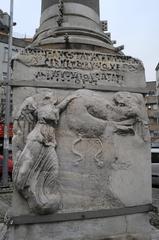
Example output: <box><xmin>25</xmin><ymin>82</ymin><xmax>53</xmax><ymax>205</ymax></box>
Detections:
<box><xmin>13</xmin><ymin>96</ymin><xmax>38</xmax><ymax>162</ymax></box>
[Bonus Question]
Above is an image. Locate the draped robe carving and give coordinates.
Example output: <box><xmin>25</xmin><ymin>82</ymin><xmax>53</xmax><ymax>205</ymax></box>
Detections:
<box><xmin>13</xmin><ymin>92</ymin><xmax>76</xmax><ymax>214</ymax></box>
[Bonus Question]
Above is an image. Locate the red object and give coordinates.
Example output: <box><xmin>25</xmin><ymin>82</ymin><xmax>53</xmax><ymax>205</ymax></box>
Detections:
<box><xmin>0</xmin><ymin>124</ymin><xmax>3</xmax><ymax>137</ymax></box>
<box><xmin>0</xmin><ymin>123</ymin><xmax>13</xmax><ymax>138</ymax></box>
<box><xmin>0</xmin><ymin>154</ymin><xmax>13</xmax><ymax>176</ymax></box>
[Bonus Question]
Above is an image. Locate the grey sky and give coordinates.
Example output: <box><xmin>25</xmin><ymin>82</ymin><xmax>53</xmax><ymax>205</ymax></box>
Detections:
<box><xmin>1</xmin><ymin>0</ymin><xmax>159</xmax><ymax>81</ymax></box>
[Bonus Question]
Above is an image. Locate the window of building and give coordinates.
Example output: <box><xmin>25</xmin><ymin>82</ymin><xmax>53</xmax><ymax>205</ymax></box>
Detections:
<box><xmin>150</xmin><ymin>131</ymin><xmax>154</xmax><ymax>137</ymax></box>
<box><xmin>150</xmin><ymin>131</ymin><xmax>159</xmax><ymax>137</ymax></box>
<box><xmin>153</xmin><ymin>131</ymin><xmax>159</xmax><ymax>137</ymax></box>
<box><xmin>152</xmin><ymin>152</ymin><xmax>159</xmax><ymax>163</ymax></box>
<box><xmin>148</xmin><ymin>91</ymin><xmax>156</xmax><ymax>96</ymax></box>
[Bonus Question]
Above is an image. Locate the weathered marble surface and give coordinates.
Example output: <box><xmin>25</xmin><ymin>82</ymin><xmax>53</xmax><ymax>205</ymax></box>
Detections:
<box><xmin>11</xmin><ymin>89</ymin><xmax>151</xmax><ymax>216</ymax></box>
<box><xmin>13</xmin><ymin>92</ymin><xmax>76</xmax><ymax>214</ymax></box>
<box><xmin>9</xmin><ymin>214</ymin><xmax>151</xmax><ymax>240</ymax></box>
<box><xmin>13</xmin><ymin>49</ymin><xmax>146</xmax><ymax>92</ymax></box>
<box><xmin>8</xmin><ymin>40</ymin><xmax>152</xmax><ymax>239</ymax></box>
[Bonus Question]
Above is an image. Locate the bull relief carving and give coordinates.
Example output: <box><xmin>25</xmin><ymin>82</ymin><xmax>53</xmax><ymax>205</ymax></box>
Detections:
<box><xmin>67</xmin><ymin>90</ymin><xmax>148</xmax><ymax>167</ymax></box>
<box><xmin>13</xmin><ymin>90</ymin><xmax>148</xmax><ymax>214</ymax></box>
<box><xmin>67</xmin><ymin>90</ymin><xmax>148</xmax><ymax>138</ymax></box>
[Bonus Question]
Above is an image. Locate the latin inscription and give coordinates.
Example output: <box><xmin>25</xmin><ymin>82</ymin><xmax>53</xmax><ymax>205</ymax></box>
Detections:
<box><xmin>34</xmin><ymin>70</ymin><xmax>124</xmax><ymax>86</ymax></box>
<box><xmin>20</xmin><ymin>49</ymin><xmax>142</xmax><ymax>70</ymax></box>
<box><xmin>17</xmin><ymin>49</ymin><xmax>144</xmax><ymax>88</ymax></box>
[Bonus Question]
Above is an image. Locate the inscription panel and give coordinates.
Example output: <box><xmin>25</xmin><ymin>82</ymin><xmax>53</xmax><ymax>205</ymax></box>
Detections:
<box><xmin>34</xmin><ymin>69</ymin><xmax>124</xmax><ymax>87</ymax></box>
<box><xmin>14</xmin><ymin>49</ymin><xmax>145</xmax><ymax>91</ymax></box>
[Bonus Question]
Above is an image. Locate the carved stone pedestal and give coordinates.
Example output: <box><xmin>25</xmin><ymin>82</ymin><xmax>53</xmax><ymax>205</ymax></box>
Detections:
<box><xmin>7</xmin><ymin>48</ymin><xmax>152</xmax><ymax>240</ymax></box>
<box><xmin>9</xmin><ymin>214</ymin><xmax>151</xmax><ymax>240</ymax></box>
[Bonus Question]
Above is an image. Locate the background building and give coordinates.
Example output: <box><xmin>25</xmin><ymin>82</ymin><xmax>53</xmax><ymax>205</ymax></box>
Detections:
<box><xmin>0</xmin><ymin>9</ymin><xmax>9</xmax><ymax>34</ymax></box>
<box><xmin>0</xmin><ymin>9</ymin><xmax>32</xmax><ymax>155</ymax></box>
<box><xmin>145</xmin><ymin>81</ymin><xmax>159</xmax><ymax>148</ymax></box>
<box><xmin>145</xmin><ymin>62</ymin><xmax>159</xmax><ymax>149</ymax></box>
